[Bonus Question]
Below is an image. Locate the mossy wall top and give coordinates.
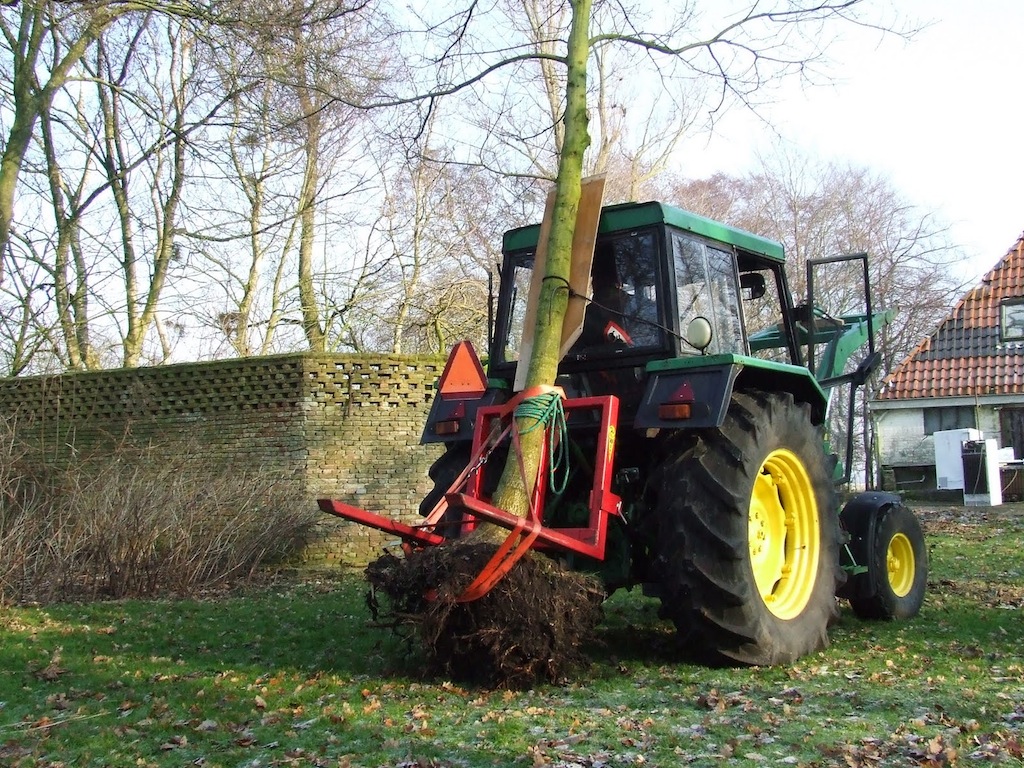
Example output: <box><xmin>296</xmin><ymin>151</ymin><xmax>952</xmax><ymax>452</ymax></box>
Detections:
<box><xmin>0</xmin><ymin>354</ymin><xmax>448</xmax><ymax>565</ymax></box>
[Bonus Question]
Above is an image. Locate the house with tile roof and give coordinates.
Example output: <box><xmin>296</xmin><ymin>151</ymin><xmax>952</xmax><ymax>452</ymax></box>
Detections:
<box><xmin>871</xmin><ymin>233</ymin><xmax>1024</xmax><ymax>496</ymax></box>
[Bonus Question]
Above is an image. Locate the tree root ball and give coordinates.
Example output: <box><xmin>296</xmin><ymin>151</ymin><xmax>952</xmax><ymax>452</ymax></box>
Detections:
<box><xmin>365</xmin><ymin>542</ymin><xmax>605</xmax><ymax>688</ymax></box>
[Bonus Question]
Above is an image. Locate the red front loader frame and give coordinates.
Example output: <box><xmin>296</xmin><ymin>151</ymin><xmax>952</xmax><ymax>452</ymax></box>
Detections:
<box><xmin>318</xmin><ymin>388</ymin><xmax>622</xmax><ymax>601</ymax></box>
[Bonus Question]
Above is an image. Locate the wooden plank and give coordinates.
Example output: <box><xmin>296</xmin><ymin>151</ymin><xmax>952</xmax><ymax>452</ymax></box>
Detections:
<box><xmin>560</xmin><ymin>174</ymin><xmax>606</xmax><ymax>355</ymax></box>
<box><xmin>513</xmin><ymin>175</ymin><xmax>607</xmax><ymax>390</ymax></box>
<box><xmin>513</xmin><ymin>189</ymin><xmax>557</xmax><ymax>391</ymax></box>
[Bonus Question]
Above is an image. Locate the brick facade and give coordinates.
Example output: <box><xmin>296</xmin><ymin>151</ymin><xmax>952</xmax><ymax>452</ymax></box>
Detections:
<box><xmin>0</xmin><ymin>354</ymin><xmax>447</xmax><ymax>566</ymax></box>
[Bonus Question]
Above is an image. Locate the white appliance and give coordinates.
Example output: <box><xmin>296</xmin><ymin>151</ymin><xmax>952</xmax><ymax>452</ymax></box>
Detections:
<box><xmin>962</xmin><ymin>438</ymin><xmax>1003</xmax><ymax>507</ymax></box>
<box><xmin>933</xmin><ymin>428</ymin><xmax>981</xmax><ymax>490</ymax></box>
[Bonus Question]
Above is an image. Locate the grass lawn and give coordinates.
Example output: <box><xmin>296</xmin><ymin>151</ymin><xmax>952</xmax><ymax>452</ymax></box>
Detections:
<box><xmin>2</xmin><ymin>504</ymin><xmax>1023</xmax><ymax>767</ymax></box>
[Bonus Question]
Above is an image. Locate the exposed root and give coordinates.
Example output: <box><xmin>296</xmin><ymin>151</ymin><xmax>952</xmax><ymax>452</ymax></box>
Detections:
<box><xmin>365</xmin><ymin>541</ymin><xmax>605</xmax><ymax>688</ymax></box>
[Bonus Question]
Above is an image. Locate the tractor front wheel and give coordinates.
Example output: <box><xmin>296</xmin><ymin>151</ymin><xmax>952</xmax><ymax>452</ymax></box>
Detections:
<box><xmin>846</xmin><ymin>503</ymin><xmax>928</xmax><ymax>620</ymax></box>
<box><xmin>652</xmin><ymin>390</ymin><xmax>843</xmax><ymax>665</ymax></box>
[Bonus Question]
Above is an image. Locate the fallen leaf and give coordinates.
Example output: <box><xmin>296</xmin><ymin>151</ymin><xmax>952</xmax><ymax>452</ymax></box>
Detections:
<box><xmin>35</xmin><ymin>648</ymin><xmax>66</xmax><ymax>681</ymax></box>
<box><xmin>160</xmin><ymin>735</ymin><xmax>187</xmax><ymax>750</ymax></box>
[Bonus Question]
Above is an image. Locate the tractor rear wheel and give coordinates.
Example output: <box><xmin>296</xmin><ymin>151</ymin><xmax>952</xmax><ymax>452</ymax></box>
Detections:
<box><xmin>652</xmin><ymin>390</ymin><xmax>843</xmax><ymax>665</ymax></box>
<box><xmin>847</xmin><ymin>504</ymin><xmax>927</xmax><ymax>620</ymax></box>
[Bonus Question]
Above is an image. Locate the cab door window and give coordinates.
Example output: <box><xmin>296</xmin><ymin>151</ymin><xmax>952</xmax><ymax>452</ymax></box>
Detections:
<box><xmin>671</xmin><ymin>231</ymin><xmax>744</xmax><ymax>354</ymax></box>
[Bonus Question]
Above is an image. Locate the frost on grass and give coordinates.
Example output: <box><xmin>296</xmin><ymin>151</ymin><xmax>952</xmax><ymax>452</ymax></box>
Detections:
<box><xmin>366</xmin><ymin>542</ymin><xmax>605</xmax><ymax>689</ymax></box>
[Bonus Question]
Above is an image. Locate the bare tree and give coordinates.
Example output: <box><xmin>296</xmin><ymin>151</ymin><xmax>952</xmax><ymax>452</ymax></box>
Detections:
<box><xmin>0</xmin><ymin>1</ymin><xmax>224</xmax><ymax>263</ymax></box>
<box><xmin>1</xmin><ymin>1</ymin><xmax>912</xmax><ymax>376</ymax></box>
<box><xmin>189</xmin><ymin>0</ymin><xmax>393</xmax><ymax>355</ymax></box>
<box><xmin>191</xmin><ymin>48</ymin><xmax>307</xmax><ymax>358</ymax></box>
<box><xmin>515</xmin><ymin>0</ymin><xmax>701</xmax><ymax>197</ymax></box>
<box><xmin>0</xmin><ymin>2</ymin><xmax>128</xmax><ymax>258</ymax></box>
<box><xmin>3</xmin><ymin>0</ymin><xmax>392</xmax><ymax>367</ymax></box>
<box><xmin>250</xmin><ymin>1</ymin><xmax>389</xmax><ymax>352</ymax></box>
<box><xmin>363</xmin><ymin>116</ymin><xmax>515</xmax><ymax>355</ymax></box>
<box><xmin>0</xmin><ymin>237</ymin><xmax>54</xmax><ymax>375</ymax></box>
<box><xmin>85</xmin><ymin>18</ymin><xmax>194</xmax><ymax>366</ymax></box>
<box><xmin>0</xmin><ymin>2</ymin><xmax>135</xmax><ymax>372</ymax></box>
<box><xmin>2</xmin><ymin>3</ymin><xmax>259</xmax><ymax>368</ymax></box>
<box><xmin>37</xmin><ymin>99</ymin><xmax>99</xmax><ymax>370</ymax></box>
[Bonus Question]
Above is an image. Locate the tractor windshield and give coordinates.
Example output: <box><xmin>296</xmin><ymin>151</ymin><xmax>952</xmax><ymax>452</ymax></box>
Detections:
<box><xmin>499</xmin><ymin>229</ymin><xmax>663</xmax><ymax>364</ymax></box>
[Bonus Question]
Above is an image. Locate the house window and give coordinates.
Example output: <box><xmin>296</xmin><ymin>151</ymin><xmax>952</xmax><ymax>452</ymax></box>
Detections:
<box><xmin>1000</xmin><ymin>299</ymin><xmax>1024</xmax><ymax>342</ymax></box>
<box><xmin>924</xmin><ymin>406</ymin><xmax>976</xmax><ymax>436</ymax></box>
<box><xmin>1000</xmin><ymin>408</ymin><xmax>1024</xmax><ymax>460</ymax></box>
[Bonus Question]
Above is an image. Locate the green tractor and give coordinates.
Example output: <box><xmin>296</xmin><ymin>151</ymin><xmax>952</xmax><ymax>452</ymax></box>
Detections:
<box><xmin>321</xmin><ymin>200</ymin><xmax>927</xmax><ymax>665</ymax></box>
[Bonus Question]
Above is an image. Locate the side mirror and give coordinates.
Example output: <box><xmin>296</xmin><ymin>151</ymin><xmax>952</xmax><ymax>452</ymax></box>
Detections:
<box><xmin>740</xmin><ymin>272</ymin><xmax>766</xmax><ymax>300</ymax></box>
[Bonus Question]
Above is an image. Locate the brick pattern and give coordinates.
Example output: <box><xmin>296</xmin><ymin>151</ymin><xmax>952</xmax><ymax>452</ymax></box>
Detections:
<box><xmin>0</xmin><ymin>354</ymin><xmax>447</xmax><ymax>566</ymax></box>
<box><xmin>877</xmin><ymin>234</ymin><xmax>1024</xmax><ymax>400</ymax></box>
<box><xmin>300</xmin><ymin>356</ymin><xmax>445</xmax><ymax>564</ymax></box>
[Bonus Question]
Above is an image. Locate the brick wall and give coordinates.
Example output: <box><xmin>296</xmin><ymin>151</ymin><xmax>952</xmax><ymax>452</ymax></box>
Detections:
<box><xmin>301</xmin><ymin>356</ymin><xmax>445</xmax><ymax>564</ymax></box>
<box><xmin>0</xmin><ymin>354</ymin><xmax>447</xmax><ymax>566</ymax></box>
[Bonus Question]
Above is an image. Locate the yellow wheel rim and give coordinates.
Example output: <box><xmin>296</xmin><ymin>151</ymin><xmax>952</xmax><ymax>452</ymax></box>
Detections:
<box><xmin>748</xmin><ymin>448</ymin><xmax>820</xmax><ymax>620</ymax></box>
<box><xmin>886</xmin><ymin>532</ymin><xmax>915</xmax><ymax>597</ymax></box>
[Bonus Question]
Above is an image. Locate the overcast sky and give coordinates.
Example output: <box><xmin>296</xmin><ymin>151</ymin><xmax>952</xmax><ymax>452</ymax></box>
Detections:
<box><xmin>674</xmin><ymin>1</ymin><xmax>1023</xmax><ymax>285</ymax></box>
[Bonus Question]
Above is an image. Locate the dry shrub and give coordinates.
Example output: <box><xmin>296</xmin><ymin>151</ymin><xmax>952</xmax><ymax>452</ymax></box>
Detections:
<box><xmin>0</xmin><ymin>419</ymin><xmax>318</xmax><ymax>605</ymax></box>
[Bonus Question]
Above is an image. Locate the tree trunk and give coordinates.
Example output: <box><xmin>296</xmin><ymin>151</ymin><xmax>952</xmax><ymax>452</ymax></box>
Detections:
<box><xmin>488</xmin><ymin>0</ymin><xmax>593</xmax><ymax>521</ymax></box>
<box><xmin>0</xmin><ymin>3</ymin><xmax>118</xmax><ymax>258</ymax></box>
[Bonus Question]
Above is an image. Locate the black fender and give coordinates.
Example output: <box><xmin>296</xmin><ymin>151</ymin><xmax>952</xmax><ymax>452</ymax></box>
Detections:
<box><xmin>635</xmin><ymin>363</ymin><xmax>739</xmax><ymax>429</ymax></box>
<box><xmin>635</xmin><ymin>356</ymin><xmax>828</xmax><ymax>431</ymax></box>
<box><xmin>421</xmin><ymin>385</ymin><xmax>508</xmax><ymax>444</ymax></box>
<box><xmin>835</xmin><ymin>491</ymin><xmax>902</xmax><ymax>600</ymax></box>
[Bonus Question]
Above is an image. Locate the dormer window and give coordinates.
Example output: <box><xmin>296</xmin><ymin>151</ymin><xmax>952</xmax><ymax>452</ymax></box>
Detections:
<box><xmin>1000</xmin><ymin>299</ymin><xmax>1024</xmax><ymax>342</ymax></box>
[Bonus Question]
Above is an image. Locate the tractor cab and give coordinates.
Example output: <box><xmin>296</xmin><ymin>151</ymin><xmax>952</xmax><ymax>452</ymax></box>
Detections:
<box><xmin>489</xmin><ymin>201</ymin><xmax>805</xmax><ymax>418</ymax></box>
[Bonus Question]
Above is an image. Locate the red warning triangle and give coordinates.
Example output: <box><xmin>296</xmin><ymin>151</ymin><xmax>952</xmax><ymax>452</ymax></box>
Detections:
<box><xmin>670</xmin><ymin>380</ymin><xmax>695</xmax><ymax>402</ymax></box>
<box><xmin>439</xmin><ymin>340</ymin><xmax>488</xmax><ymax>399</ymax></box>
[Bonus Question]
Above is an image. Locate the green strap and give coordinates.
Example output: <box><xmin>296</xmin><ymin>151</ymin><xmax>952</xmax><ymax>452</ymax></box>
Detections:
<box><xmin>514</xmin><ymin>391</ymin><xmax>570</xmax><ymax>495</ymax></box>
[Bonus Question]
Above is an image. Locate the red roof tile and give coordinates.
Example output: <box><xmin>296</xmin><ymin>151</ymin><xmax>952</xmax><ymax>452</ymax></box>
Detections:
<box><xmin>876</xmin><ymin>233</ymin><xmax>1024</xmax><ymax>401</ymax></box>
